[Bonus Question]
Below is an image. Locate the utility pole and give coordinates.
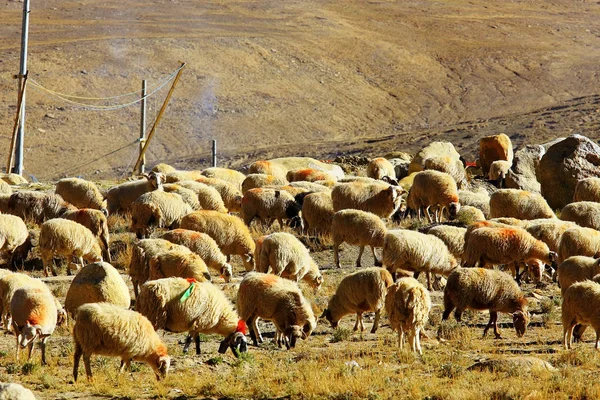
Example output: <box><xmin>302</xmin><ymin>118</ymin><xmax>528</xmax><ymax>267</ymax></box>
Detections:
<box><xmin>13</xmin><ymin>0</ymin><xmax>31</xmax><ymax>175</ymax></box>
<box><xmin>212</xmin><ymin>139</ymin><xmax>217</xmax><ymax>167</ymax></box>
<box><xmin>138</xmin><ymin>80</ymin><xmax>147</xmax><ymax>174</ymax></box>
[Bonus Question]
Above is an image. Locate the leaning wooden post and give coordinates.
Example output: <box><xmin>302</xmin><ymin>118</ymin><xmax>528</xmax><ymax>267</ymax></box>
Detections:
<box><xmin>7</xmin><ymin>75</ymin><xmax>28</xmax><ymax>173</ymax></box>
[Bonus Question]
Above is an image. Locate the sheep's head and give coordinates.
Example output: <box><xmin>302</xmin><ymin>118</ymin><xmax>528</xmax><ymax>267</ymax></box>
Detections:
<box><xmin>152</xmin><ymin>355</ymin><xmax>170</xmax><ymax>381</ymax></box>
<box><xmin>512</xmin><ymin>309</ymin><xmax>530</xmax><ymax>338</ymax></box>
<box><xmin>14</xmin><ymin>321</ymin><xmax>41</xmax><ymax>348</ymax></box>
<box><xmin>221</xmin><ymin>264</ymin><xmax>233</xmax><ymax>283</ymax></box>
<box><xmin>86</xmin><ymin>243</ymin><xmax>103</xmax><ymax>263</ymax></box>
<box><xmin>448</xmin><ymin>202</ymin><xmax>461</xmax><ymax>220</ymax></box>
<box><xmin>218</xmin><ymin>331</ymin><xmax>248</xmax><ymax>357</ymax></box>
<box><xmin>548</xmin><ymin>251</ymin><xmax>558</xmax><ymax>269</ymax></box>
<box><xmin>243</xmin><ymin>253</ymin><xmax>255</xmax><ymax>272</ymax></box>
<box><xmin>56</xmin><ymin>308</ymin><xmax>67</xmax><ymax>327</ymax></box>
<box><xmin>320</xmin><ymin>309</ymin><xmax>337</xmax><ymax>329</ymax></box>
<box><xmin>283</xmin><ymin>325</ymin><xmax>305</xmax><ymax>349</ymax></box>
<box><xmin>381</xmin><ymin>176</ymin><xmax>399</xmax><ymax>186</ymax></box>
<box><xmin>527</xmin><ymin>260</ymin><xmax>544</xmax><ymax>283</ymax></box>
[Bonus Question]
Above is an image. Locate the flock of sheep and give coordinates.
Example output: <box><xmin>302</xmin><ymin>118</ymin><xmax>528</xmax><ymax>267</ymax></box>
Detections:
<box><xmin>0</xmin><ymin>133</ymin><xmax>599</xmax><ymax>395</ymax></box>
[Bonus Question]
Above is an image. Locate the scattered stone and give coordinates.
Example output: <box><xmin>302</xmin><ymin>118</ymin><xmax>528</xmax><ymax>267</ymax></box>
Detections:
<box><xmin>468</xmin><ymin>356</ymin><xmax>557</xmax><ymax>373</ymax></box>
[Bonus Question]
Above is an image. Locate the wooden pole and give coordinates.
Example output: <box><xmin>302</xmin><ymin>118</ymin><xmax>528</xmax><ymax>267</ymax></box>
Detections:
<box><xmin>138</xmin><ymin>79</ymin><xmax>147</xmax><ymax>174</ymax></box>
<box><xmin>7</xmin><ymin>75</ymin><xmax>28</xmax><ymax>173</ymax></box>
<box><xmin>212</xmin><ymin>139</ymin><xmax>217</xmax><ymax>167</ymax></box>
<box><xmin>132</xmin><ymin>63</ymin><xmax>186</xmax><ymax>175</ymax></box>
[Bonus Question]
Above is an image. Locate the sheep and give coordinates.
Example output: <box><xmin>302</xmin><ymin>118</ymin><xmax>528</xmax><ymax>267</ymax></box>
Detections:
<box><xmin>423</xmin><ymin>156</ymin><xmax>468</xmax><ymax>189</ymax></box>
<box><xmin>241</xmin><ymin>188</ymin><xmax>303</xmax><ymax>229</ymax></box>
<box><xmin>72</xmin><ymin>302</ymin><xmax>170</xmax><ymax>381</ymax></box>
<box><xmin>557</xmin><ymin>227</ymin><xmax>600</xmax><ymax>263</ymax></box>
<box><xmin>331</xmin><ymin>209</ymin><xmax>386</xmax><ymax>269</ymax></box>
<box><xmin>488</xmin><ymin>160</ymin><xmax>512</xmax><ymax>187</ymax></box>
<box><xmin>194</xmin><ymin>176</ymin><xmax>243</xmax><ymax>212</ymax></box>
<box><xmin>0</xmin><ymin>193</ymin><xmax>11</xmax><ymax>214</ymax></box>
<box><xmin>10</xmin><ymin>286</ymin><xmax>58</xmax><ymax>365</ymax></box>
<box><xmin>385</xmin><ymin>277</ymin><xmax>431</xmax><ymax>354</ymax></box>
<box><xmin>479</xmin><ymin>133</ymin><xmax>514</xmax><ymax>177</ymax></box>
<box><xmin>0</xmin><ymin>214</ymin><xmax>30</xmax><ymax>268</ymax></box>
<box><xmin>367</xmin><ymin>157</ymin><xmax>397</xmax><ymax>181</ymax></box>
<box><xmin>383</xmin><ymin>229</ymin><xmax>459</xmax><ymax>290</ymax></box>
<box><xmin>459</xmin><ymin>189</ymin><xmax>491</xmax><ymax>218</ymax></box>
<box><xmin>560</xmin><ymin>202</ymin><xmax>600</xmax><ymax>230</ymax></box>
<box><xmin>562</xmin><ymin>281</ymin><xmax>600</xmax><ymax>349</ymax></box>
<box><xmin>135</xmin><ymin>277</ymin><xmax>247</xmax><ymax>356</ymax></box>
<box><xmin>573</xmin><ymin>177</ymin><xmax>600</xmax><ymax>202</ymax></box>
<box><xmin>165</xmin><ymin>170</ymin><xmax>204</xmax><ymax>183</ymax></box>
<box><xmin>237</xmin><ymin>272</ymin><xmax>316</xmax><ymax>348</ymax></box>
<box><xmin>489</xmin><ymin>189</ymin><xmax>556</xmax><ymax>220</ymax></box>
<box><xmin>180</xmin><ymin>211</ymin><xmax>255</xmax><ymax>271</ymax></box>
<box><xmin>257</xmin><ymin>232</ymin><xmax>323</xmax><ymax>289</ymax></box>
<box><xmin>443</xmin><ymin>268</ymin><xmax>529</xmax><ymax>338</ymax></box>
<box><xmin>288</xmin><ymin>181</ymin><xmax>332</xmax><ymax>193</ymax></box>
<box><xmin>201</xmin><ymin>167</ymin><xmax>246</xmax><ymax>189</ymax></box>
<box><xmin>321</xmin><ymin>267</ymin><xmax>393</xmax><ymax>333</ymax></box>
<box><xmin>170</xmin><ymin>180</ymin><xmax>228</xmax><ymax>213</ymax></box>
<box><xmin>332</xmin><ymin>182</ymin><xmax>403</xmax><ymax>219</ymax></box>
<box><xmin>62</xmin><ymin>208</ymin><xmax>111</xmax><ymax>262</ymax></box>
<box><xmin>455</xmin><ymin>205</ymin><xmax>486</xmax><ymax>223</ymax></box>
<box><xmin>39</xmin><ymin>218</ymin><xmax>102</xmax><ymax>277</ymax></box>
<box><xmin>425</xmin><ymin>225</ymin><xmax>467</xmax><ymax>260</ymax></box>
<box><xmin>301</xmin><ymin>191</ymin><xmax>334</xmax><ymax>236</ymax></box>
<box><xmin>0</xmin><ymin>383</ymin><xmax>36</xmax><ymax>400</ymax></box>
<box><xmin>557</xmin><ymin>256</ymin><xmax>600</xmax><ymax>295</ymax></box>
<box><xmin>253</xmin><ymin>235</ymin><xmax>268</xmax><ymax>271</ymax></box>
<box><xmin>105</xmin><ymin>171</ymin><xmax>164</xmax><ymax>214</ymax></box>
<box><xmin>151</xmin><ymin>163</ymin><xmax>177</xmax><ymax>175</ymax></box>
<box><xmin>130</xmin><ymin>190</ymin><xmax>192</xmax><ymax>239</ymax></box>
<box><xmin>248</xmin><ymin>160</ymin><xmax>289</xmax><ymax>181</ymax></box>
<box><xmin>162</xmin><ymin>183</ymin><xmax>201</xmax><ymax>210</ymax></box>
<box><xmin>0</xmin><ymin>173</ymin><xmax>27</xmax><ymax>185</ymax></box>
<box><xmin>8</xmin><ymin>191</ymin><xmax>76</xmax><ymax>224</ymax></box>
<box><xmin>0</xmin><ymin>273</ymin><xmax>46</xmax><ymax>332</ymax></box>
<box><xmin>0</xmin><ymin>180</ymin><xmax>11</xmax><ymax>195</ymax></box>
<box><xmin>242</xmin><ymin>174</ymin><xmax>288</xmax><ymax>193</ymax></box>
<box><xmin>64</xmin><ymin>262</ymin><xmax>131</xmax><ymax>317</ymax></box>
<box><xmin>55</xmin><ymin>177</ymin><xmax>106</xmax><ymax>211</ymax></box>
<box><xmin>265</xmin><ymin>184</ymin><xmax>310</xmax><ymax>198</ymax></box>
<box><xmin>287</xmin><ymin>168</ymin><xmax>337</xmax><ymax>183</ymax></box>
<box><xmin>525</xmin><ymin>220</ymin><xmax>577</xmax><ymax>254</ymax></box>
<box><xmin>406</xmin><ymin>170</ymin><xmax>460</xmax><ymax>222</ymax></box>
<box><xmin>268</xmin><ymin>157</ymin><xmax>344</xmax><ymax>180</ymax></box>
<box><xmin>148</xmin><ymin>250</ymin><xmax>211</xmax><ymax>283</ymax></box>
<box><xmin>160</xmin><ymin>229</ymin><xmax>233</xmax><ymax>282</ymax></box>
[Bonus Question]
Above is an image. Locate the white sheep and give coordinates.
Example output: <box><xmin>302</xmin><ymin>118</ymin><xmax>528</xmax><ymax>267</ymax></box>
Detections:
<box><xmin>367</xmin><ymin>157</ymin><xmax>397</xmax><ymax>181</ymax></box>
<box><xmin>332</xmin><ymin>182</ymin><xmax>403</xmax><ymax>219</ymax></box>
<box><xmin>0</xmin><ymin>273</ymin><xmax>52</xmax><ymax>333</ymax></box>
<box><xmin>241</xmin><ymin>188</ymin><xmax>303</xmax><ymax>229</ymax></box>
<box><xmin>0</xmin><ymin>214</ymin><xmax>30</xmax><ymax>268</ymax></box>
<box><xmin>248</xmin><ymin>160</ymin><xmax>289</xmax><ymax>181</ymax></box>
<box><xmin>301</xmin><ymin>191</ymin><xmax>334</xmax><ymax>236</ymax></box>
<box><xmin>62</xmin><ymin>208</ymin><xmax>111</xmax><ymax>262</ymax></box>
<box><xmin>525</xmin><ymin>220</ymin><xmax>577</xmax><ymax>253</ymax></box>
<box><xmin>488</xmin><ymin>160</ymin><xmax>512</xmax><ymax>186</ymax></box>
<box><xmin>458</xmin><ymin>189</ymin><xmax>491</xmax><ymax>218</ymax></box>
<box><xmin>557</xmin><ymin>227</ymin><xmax>600</xmax><ymax>263</ymax></box>
<box><xmin>55</xmin><ymin>177</ymin><xmax>106</xmax><ymax>211</ymax></box>
<box><xmin>385</xmin><ymin>277</ymin><xmax>431</xmax><ymax>354</ymax></box>
<box><xmin>195</xmin><ymin>176</ymin><xmax>243</xmax><ymax>213</ymax></box>
<box><xmin>105</xmin><ymin>171</ymin><xmax>164</xmax><ymax>214</ymax></box>
<box><xmin>135</xmin><ymin>277</ymin><xmax>248</xmax><ymax>356</ymax></box>
<box><xmin>201</xmin><ymin>167</ymin><xmax>246</xmax><ymax>189</ymax></box>
<box><xmin>422</xmin><ymin>156</ymin><xmax>468</xmax><ymax>189</ymax></box>
<box><xmin>130</xmin><ymin>189</ymin><xmax>192</xmax><ymax>239</ymax></box>
<box><xmin>455</xmin><ymin>205</ymin><xmax>486</xmax><ymax>223</ymax></box>
<box><xmin>151</xmin><ymin>163</ymin><xmax>177</xmax><ymax>175</ymax></box>
<box><xmin>562</xmin><ymin>281</ymin><xmax>600</xmax><ymax>349</ymax></box>
<box><xmin>331</xmin><ymin>209</ymin><xmax>386</xmax><ymax>269</ymax></box>
<box><xmin>165</xmin><ymin>170</ymin><xmax>204</xmax><ymax>182</ymax></box>
<box><xmin>148</xmin><ymin>251</ymin><xmax>211</xmax><ymax>283</ymax></box>
<box><xmin>72</xmin><ymin>302</ymin><xmax>170</xmax><ymax>381</ymax></box>
<box><xmin>162</xmin><ymin>183</ymin><xmax>201</xmax><ymax>210</ymax></box>
<box><xmin>8</xmin><ymin>191</ymin><xmax>76</xmax><ymax>224</ymax></box>
<box><xmin>560</xmin><ymin>202</ymin><xmax>600</xmax><ymax>231</ymax></box>
<box><xmin>573</xmin><ymin>177</ymin><xmax>600</xmax><ymax>202</ymax></box>
<box><xmin>286</xmin><ymin>168</ymin><xmax>337</xmax><ymax>183</ymax></box>
<box><xmin>425</xmin><ymin>224</ymin><xmax>467</xmax><ymax>260</ymax></box>
<box><xmin>170</xmin><ymin>180</ymin><xmax>228</xmax><ymax>213</ymax></box>
<box><xmin>321</xmin><ymin>267</ymin><xmax>393</xmax><ymax>333</ymax></box>
<box><xmin>489</xmin><ymin>189</ymin><xmax>556</xmax><ymax>220</ymax></box>
<box><xmin>237</xmin><ymin>272</ymin><xmax>316</xmax><ymax>349</ymax></box>
<box><xmin>406</xmin><ymin>170</ymin><xmax>460</xmax><ymax>222</ymax></box>
<box><xmin>242</xmin><ymin>174</ymin><xmax>289</xmax><ymax>193</ymax></box>
<box><xmin>557</xmin><ymin>256</ymin><xmax>600</xmax><ymax>295</ymax></box>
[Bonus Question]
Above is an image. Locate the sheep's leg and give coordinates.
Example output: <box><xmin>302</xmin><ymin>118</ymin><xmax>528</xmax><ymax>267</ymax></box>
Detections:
<box><xmin>356</xmin><ymin>246</ymin><xmax>365</xmax><ymax>268</ymax></box>
<box><xmin>371</xmin><ymin>310</ymin><xmax>381</xmax><ymax>333</ymax></box>
<box><xmin>426</xmin><ymin>272</ymin><xmax>432</xmax><ymax>291</ymax></box>
<box><xmin>15</xmin><ymin>335</ymin><xmax>20</xmax><ymax>362</ymax></box>
<box><xmin>425</xmin><ymin>206</ymin><xmax>433</xmax><ymax>223</ymax></box>
<box><xmin>133</xmin><ymin>282</ymin><xmax>139</xmax><ymax>299</ymax></box>
<box><xmin>574</xmin><ymin>324</ymin><xmax>588</xmax><ymax>342</ymax></box>
<box><xmin>513</xmin><ymin>263</ymin><xmax>520</xmax><ymax>284</ymax></box>
<box><xmin>371</xmin><ymin>246</ymin><xmax>382</xmax><ymax>267</ymax></box>
<box><xmin>83</xmin><ymin>353</ymin><xmax>93</xmax><ymax>381</ymax></box>
<box><xmin>40</xmin><ymin>337</ymin><xmax>48</xmax><ymax>365</ymax></box>
<box><xmin>195</xmin><ymin>333</ymin><xmax>201</xmax><ymax>356</ymax></box>
<box><xmin>182</xmin><ymin>334</ymin><xmax>193</xmax><ymax>353</ymax></box>
<box><xmin>454</xmin><ymin>309</ymin><xmax>463</xmax><ymax>322</ymax></box>
<box><xmin>247</xmin><ymin>318</ymin><xmax>259</xmax><ymax>346</ymax></box>
<box><xmin>359</xmin><ymin>313</ymin><xmax>365</xmax><ymax>332</ymax></box>
<box><xmin>564</xmin><ymin>323</ymin><xmax>575</xmax><ymax>350</ymax></box>
<box><xmin>73</xmin><ymin>343</ymin><xmax>82</xmax><ymax>382</ymax></box>
<box><xmin>252</xmin><ymin>317</ymin><xmax>263</xmax><ymax>344</ymax></box>
<box><xmin>415</xmin><ymin>328</ymin><xmax>422</xmax><ymax>355</ymax></box>
<box><xmin>398</xmin><ymin>330</ymin><xmax>404</xmax><ymax>350</ymax></box>
<box><xmin>442</xmin><ymin>296</ymin><xmax>455</xmax><ymax>321</ymax></box>
<box><xmin>119</xmin><ymin>359</ymin><xmax>132</xmax><ymax>373</ymax></box>
<box><xmin>276</xmin><ymin>218</ymin><xmax>284</xmax><ymax>229</ymax></box>
<box><xmin>333</xmin><ymin>241</ymin><xmax>342</xmax><ymax>269</ymax></box>
<box><xmin>26</xmin><ymin>341</ymin><xmax>34</xmax><ymax>361</ymax></box>
<box><xmin>595</xmin><ymin>330</ymin><xmax>600</xmax><ymax>350</ymax></box>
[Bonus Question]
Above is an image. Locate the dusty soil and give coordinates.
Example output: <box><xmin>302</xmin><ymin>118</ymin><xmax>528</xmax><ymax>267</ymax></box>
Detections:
<box><xmin>1</xmin><ymin>0</ymin><xmax>600</xmax><ymax>180</ymax></box>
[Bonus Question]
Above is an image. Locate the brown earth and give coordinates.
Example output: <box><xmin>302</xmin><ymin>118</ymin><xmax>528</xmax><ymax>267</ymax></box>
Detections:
<box><xmin>1</xmin><ymin>0</ymin><xmax>600</xmax><ymax>181</ymax></box>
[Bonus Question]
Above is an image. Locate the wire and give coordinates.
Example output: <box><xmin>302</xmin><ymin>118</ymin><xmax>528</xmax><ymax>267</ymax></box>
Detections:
<box><xmin>54</xmin><ymin>140</ymin><xmax>139</xmax><ymax>177</ymax></box>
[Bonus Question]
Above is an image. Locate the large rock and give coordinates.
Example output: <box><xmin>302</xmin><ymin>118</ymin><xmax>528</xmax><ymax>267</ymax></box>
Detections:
<box><xmin>387</xmin><ymin>159</ymin><xmax>410</xmax><ymax>180</ymax></box>
<box><xmin>468</xmin><ymin>356</ymin><xmax>556</xmax><ymax>373</ymax></box>
<box><xmin>479</xmin><ymin>133</ymin><xmax>513</xmax><ymax>176</ymax></box>
<box><xmin>408</xmin><ymin>142</ymin><xmax>462</xmax><ymax>174</ymax></box>
<box><xmin>505</xmin><ymin>138</ymin><xmax>565</xmax><ymax>193</ymax></box>
<box><xmin>536</xmin><ymin>134</ymin><xmax>600</xmax><ymax>210</ymax></box>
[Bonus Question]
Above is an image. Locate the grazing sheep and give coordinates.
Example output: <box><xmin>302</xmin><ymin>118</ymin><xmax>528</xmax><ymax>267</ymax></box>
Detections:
<box><xmin>64</xmin><ymin>262</ymin><xmax>131</xmax><ymax>317</ymax></box>
<box><xmin>406</xmin><ymin>170</ymin><xmax>460</xmax><ymax>222</ymax></box>
<box><xmin>0</xmin><ymin>180</ymin><xmax>11</xmax><ymax>195</ymax></box>
<box><xmin>268</xmin><ymin>157</ymin><xmax>344</xmax><ymax>180</ymax></box>
<box><xmin>525</xmin><ymin>220</ymin><xmax>577</xmax><ymax>253</ymax></box>
<box><xmin>148</xmin><ymin>251</ymin><xmax>211</xmax><ymax>283</ymax></box>
<box><xmin>105</xmin><ymin>172</ymin><xmax>164</xmax><ymax>214</ymax></box>
<box><xmin>8</xmin><ymin>191</ymin><xmax>76</xmax><ymax>224</ymax></box>
<box><xmin>455</xmin><ymin>205</ymin><xmax>486</xmax><ymax>223</ymax></box>
<box><xmin>253</xmin><ymin>235</ymin><xmax>268</xmax><ymax>272</ymax></box>
<box><xmin>443</xmin><ymin>268</ymin><xmax>529</xmax><ymax>339</ymax></box>
<box><xmin>248</xmin><ymin>160</ymin><xmax>289</xmax><ymax>181</ymax></box>
<box><xmin>367</xmin><ymin>157</ymin><xmax>397</xmax><ymax>181</ymax></box>
<box><xmin>423</xmin><ymin>156</ymin><xmax>468</xmax><ymax>189</ymax></box>
<box><xmin>0</xmin><ymin>173</ymin><xmax>27</xmax><ymax>185</ymax></box>
<box><xmin>0</xmin><ymin>194</ymin><xmax>11</xmax><ymax>214</ymax></box>
<box><xmin>241</xmin><ymin>188</ymin><xmax>303</xmax><ymax>229</ymax></box>
<box><xmin>321</xmin><ymin>267</ymin><xmax>393</xmax><ymax>333</ymax></box>
<box><xmin>288</xmin><ymin>181</ymin><xmax>332</xmax><ymax>193</ymax></box>
<box><xmin>562</xmin><ymin>281</ymin><xmax>600</xmax><ymax>349</ymax></box>
<box><xmin>242</xmin><ymin>174</ymin><xmax>288</xmax><ymax>194</ymax></box>
<box><xmin>151</xmin><ymin>163</ymin><xmax>177</xmax><ymax>175</ymax></box>
<box><xmin>62</xmin><ymin>208</ymin><xmax>111</xmax><ymax>262</ymax></box>
<box><xmin>488</xmin><ymin>160</ymin><xmax>512</xmax><ymax>187</ymax></box>
<box><xmin>171</xmin><ymin>180</ymin><xmax>228</xmax><ymax>213</ymax></box>
<box><xmin>302</xmin><ymin>191</ymin><xmax>334</xmax><ymax>236</ymax></box>
<box><xmin>560</xmin><ymin>202</ymin><xmax>600</xmax><ymax>230</ymax></box>
<box><xmin>332</xmin><ymin>182</ymin><xmax>403</xmax><ymax>219</ymax></box>
<box><xmin>194</xmin><ymin>176</ymin><xmax>243</xmax><ymax>213</ymax></box>
<box><xmin>237</xmin><ymin>272</ymin><xmax>316</xmax><ymax>348</ymax></box>
<box><xmin>557</xmin><ymin>227</ymin><xmax>600</xmax><ymax>263</ymax></box>
<box><xmin>135</xmin><ymin>278</ymin><xmax>247</xmax><ymax>356</ymax></box>
<box><xmin>201</xmin><ymin>167</ymin><xmax>246</xmax><ymax>189</ymax></box>
<box><xmin>479</xmin><ymin>133</ymin><xmax>514</xmax><ymax>177</ymax></box>
<box><xmin>287</xmin><ymin>168</ymin><xmax>336</xmax><ymax>183</ymax></box>
<box><xmin>331</xmin><ymin>209</ymin><xmax>386</xmax><ymax>269</ymax></box>
<box><xmin>0</xmin><ymin>383</ymin><xmax>36</xmax><ymax>400</ymax></box>
<box><xmin>162</xmin><ymin>184</ymin><xmax>201</xmax><ymax>210</ymax></box>
<box><xmin>489</xmin><ymin>189</ymin><xmax>556</xmax><ymax>220</ymax></box>
<box><xmin>39</xmin><ymin>218</ymin><xmax>102</xmax><ymax>277</ymax></box>
<box><xmin>180</xmin><ymin>211</ymin><xmax>255</xmax><ymax>271</ymax></box>
<box><xmin>383</xmin><ymin>229</ymin><xmax>459</xmax><ymax>290</ymax></box>
<box><xmin>425</xmin><ymin>225</ymin><xmax>467</xmax><ymax>260</ymax></box>
<box><xmin>0</xmin><ymin>214</ymin><xmax>30</xmax><ymax>268</ymax></box>
<box><xmin>160</xmin><ymin>229</ymin><xmax>233</xmax><ymax>282</ymax></box>
<box><xmin>0</xmin><ymin>273</ymin><xmax>46</xmax><ymax>333</ymax></box>
<box><xmin>458</xmin><ymin>189</ymin><xmax>491</xmax><ymax>218</ymax></box>
<box><xmin>264</xmin><ymin>185</ymin><xmax>309</xmax><ymax>198</ymax></box>
<box><xmin>557</xmin><ymin>256</ymin><xmax>600</xmax><ymax>295</ymax></box>
<box><xmin>130</xmin><ymin>190</ymin><xmax>192</xmax><ymax>239</ymax></box>
<box><xmin>165</xmin><ymin>170</ymin><xmax>204</xmax><ymax>183</ymax></box>
<box><xmin>11</xmin><ymin>286</ymin><xmax>58</xmax><ymax>365</ymax></box>
<box><xmin>55</xmin><ymin>177</ymin><xmax>106</xmax><ymax>211</ymax></box>
<box><xmin>72</xmin><ymin>302</ymin><xmax>170</xmax><ymax>381</ymax></box>
<box><xmin>573</xmin><ymin>177</ymin><xmax>600</xmax><ymax>202</ymax></box>
<box><xmin>385</xmin><ymin>277</ymin><xmax>431</xmax><ymax>354</ymax></box>
<box><xmin>257</xmin><ymin>232</ymin><xmax>323</xmax><ymax>289</ymax></box>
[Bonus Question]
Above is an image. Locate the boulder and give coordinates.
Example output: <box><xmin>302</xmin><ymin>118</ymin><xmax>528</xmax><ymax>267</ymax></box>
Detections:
<box><xmin>536</xmin><ymin>134</ymin><xmax>600</xmax><ymax>210</ymax></box>
<box><xmin>468</xmin><ymin>356</ymin><xmax>557</xmax><ymax>373</ymax></box>
<box><xmin>479</xmin><ymin>133</ymin><xmax>513</xmax><ymax>176</ymax></box>
<box><xmin>408</xmin><ymin>142</ymin><xmax>462</xmax><ymax>174</ymax></box>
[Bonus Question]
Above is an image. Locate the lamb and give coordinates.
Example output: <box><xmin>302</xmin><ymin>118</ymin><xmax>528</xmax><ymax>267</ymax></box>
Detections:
<box><xmin>367</xmin><ymin>157</ymin><xmax>397</xmax><ymax>181</ymax></box>
<box><xmin>241</xmin><ymin>188</ymin><xmax>303</xmax><ymax>229</ymax></box>
<box><xmin>331</xmin><ymin>209</ymin><xmax>386</xmax><ymax>269</ymax></box>
<box><xmin>170</xmin><ymin>180</ymin><xmax>228</xmax><ymax>213</ymax></box>
<box><xmin>8</xmin><ymin>191</ymin><xmax>76</xmax><ymax>224</ymax></box>
<box><xmin>573</xmin><ymin>177</ymin><xmax>600</xmax><ymax>202</ymax></box>
<box><xmin>130</xmin><ymin>190</ymin><xmax>193</xmax><ymax>239</ymax></box>
<box><xmin>242</xmin><ymin>174</ymin><xmax>288</xmax><ymax>193</ymax></box>
<box><xmin>488</xmin><ymin>160</ymin><xmax>512</xmax><ymax>187</ymax></box>
<box><xmin>321</xmin><ymin>267</ymin><xmax>393</xmax><ymax>333</ymax></box>
<box><xmin>148</xmin><ymin>250</ymin><xmax>212</xmax><ymax>283</ymax></box>
<box><xmin>443</xmin><ymin>268</ymin><xmax>529</xmax><ymax>339</ymax></box>
<box><xmin>72</xmin><ymin>302</ymin><xmax>170</xmax><ymax>381</ymax></box>
<box><xmin>160</xmin><ymin>229</ymin><xmax>233</xmax><ymax>282</ymax></box>
<box><xmin>64</xmin><ymin>262</ymin><xmax>131</xmax><ymax>317</ymax></box>
<box><xmin>557</xmin><ymin>256</ymin><xmax>600</xmax><ymax>295</ymax></box>
<box><xmin>382</xmin><ymin>229</ymin><xmax>459</xmax><ymax>290</ymax></box>
<box><xmin>135</xmin><ymin>278</ymin><xmax>247</xmax><ymax>356</ymax></box>
<box><xmin>562</xmin><ymin>281</ymin><xmax>600</xmax><ymax>349</ymax></box>
<box><xmin>10</xmin><ymin>286</ymin><xmax>58</xmax><ymax>365</ymax></box>
<box><xmin>248</xmin><ymin>160</ymin><xmax>289</xmax><ymax>181</ymax></box>
<box><xmin>201</xmin><ymin>167</ymin><xmax>246</xmax><ymax>189</ymax></box>
<box><xmin>39</xmin><ymin>218</ymin><xmax>102</xmax><ymax>277</ymax></box>
<box><xmin>385</xmin><ymin>277</ymin><xmax>431</xmax><ymax>354</ymax></box>
<box><xmin>332</xmin><ymin>182</ymin><xmax>403</xmax><ymax>219</ymax></box>
<box><xmin>0</xmin><ymin>383</ymin><xmax>36</xmax><ymax>400</ymax></box>
<box><xmin>489</xmin><ymin>189</ymin><xmax>556</xmax><ymax>220</ymax></box>
<box><xmin>301</xmin><ymin>191</ymin><xmax>334</xmax><ymax>236</ymax></box>
<box><xmin>257</xmin><ymin>232</ymin><xmax>323</xmax><ymax>289</ymax></box>
<box><xmin>162</xmin><ymin>183</ymin><xmax>201</xmax><ymax>210</ymax></box>
<box><xmin>557</xmin><ymin>227</ymin><xmax>600</xmax><ymax>263</ymax></box>
<box><xmin>0</xmin><ymin>214</ymin><xmax>30</xmax><ymax>268</ymax></box>
<box><xmin>55</xmin><ymin>177</ymin><xmax>106</xmax><ymax>211</ymax></box>
<box><xmin>62</xmin><ymin>208</ymin><xmax>111</xmax><ymax>262</ymax></box>
<box><xmin>181</xmin><ymin>211</ymin><xmax>255</xmax><ymax>271</ymax></box>
<box><xmin>406</xmin><ymin>170</ymin><xmax>460</xmax><ymax>222</ymax></box>
<box><xmin>237</xmin><ymin>272</ymin><xmax>316</xmax><ymax>348</ymax></box>
<box><xmin>105</xmin><ymin>171</ymin><xmax>164</xmax><ymax>214</ymax></box>
<box><xmin>425</xmin><ymin>225</ymin><xmax>467</xmax><ymax>260</ymax></box>
<box><xmin>560</xmin><ymin>202</ymin><xmax>600</xmax><ymax>230</ymax></box>
<box><xmin>194</xmin><ymin>176</ymin><xmax>243</xmax><ymax>212</ymax></box>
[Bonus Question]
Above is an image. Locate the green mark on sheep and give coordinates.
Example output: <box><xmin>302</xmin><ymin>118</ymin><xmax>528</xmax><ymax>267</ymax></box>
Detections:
<box><xmin>180</xmin><ymin>282</ymin><xmax>195</xmax><ymax>303</ymax></box>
